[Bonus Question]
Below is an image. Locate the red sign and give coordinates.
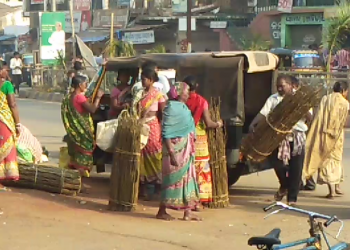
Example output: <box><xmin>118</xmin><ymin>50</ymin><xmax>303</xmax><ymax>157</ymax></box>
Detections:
<box><xmin>80</xmin><ymin>10</ymin><xmax>91</xmax><ymax>32</ymax></box>
<box><xmin>277</xmin><ymin>0</ymin><xmax>293</xmax><ymax>13</ymax></box>
<box><xmin>74</xmin><ymin>0</ymin><xmax>91</xmax><ymax>11</ymax></box>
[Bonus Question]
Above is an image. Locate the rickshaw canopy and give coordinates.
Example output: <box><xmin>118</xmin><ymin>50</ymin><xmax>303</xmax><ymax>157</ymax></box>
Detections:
<box><xmin>104</xmin><ymin>52</ymin><xmax>279</xmax><ymax>74</ymax></box>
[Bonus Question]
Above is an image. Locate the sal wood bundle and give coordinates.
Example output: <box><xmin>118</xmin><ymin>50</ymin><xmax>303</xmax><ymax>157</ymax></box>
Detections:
<box><xmin>2</xmin><ymin>163</ymin><xmax>81</xmax><ymax>196</ymax></box>
<box><xmin>241</xmin><ymin>85</ymin><xmax>323</xmax><ymax>162</ymax></box>
<box><xmin>109</xmin><ymin>111</ymin><xmax>142</xmax><ymax>212</ymax></box>
<box><xmin>207</xmin><ymin>97</ymin><xmax>230</xmax><ymax>209</ymax></box>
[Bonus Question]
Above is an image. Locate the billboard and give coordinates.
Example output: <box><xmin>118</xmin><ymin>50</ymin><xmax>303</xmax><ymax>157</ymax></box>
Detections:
<box><xmin>40</xmin><ymin>12</ymin><xmax>66</xmax><ymax>65</ymax></box>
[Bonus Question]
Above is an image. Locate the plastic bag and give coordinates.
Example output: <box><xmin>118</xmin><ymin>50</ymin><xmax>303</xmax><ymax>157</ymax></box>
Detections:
<box><xmin>96</xmin><ymin>119</ymin><xmax>119</xmax><ymax>152</ymax></box>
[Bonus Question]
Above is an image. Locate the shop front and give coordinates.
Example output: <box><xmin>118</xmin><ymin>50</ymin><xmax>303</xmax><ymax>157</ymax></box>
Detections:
<box><xmin>281</xmin><ymin>12</ymin><xmax>325</xmax><ymax>49</ymax></box>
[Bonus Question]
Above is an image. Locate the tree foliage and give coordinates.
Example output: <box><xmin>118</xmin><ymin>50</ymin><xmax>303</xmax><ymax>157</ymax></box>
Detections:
<box><xmin>240</xmin><ymin>34</ymin><xmax>271</xmax><ymax>51</ymax></box>
<box><xmin>323</xmin><ymin>0</ymin><xmax>350</xmax><ymax>71</ymax></box>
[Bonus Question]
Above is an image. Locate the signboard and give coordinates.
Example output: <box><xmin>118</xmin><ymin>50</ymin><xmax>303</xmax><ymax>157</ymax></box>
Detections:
<box><xmin>31</xmin><ymin>0</ymin><xmax>64</xmax><ymax>4</ymax></box>
<box><xmin>122</xmin><ymin>30</ymin><xmax>155</xmax><ymax>45</ymax></box>
<box><xmin>270</xmin><ymin>17</ymin><xmax>281</xmax><ymax>47</ymax></box>
<box><xmin>277</xmin><ymin>0</ymin><xmax>293</xmax><ymax>13</ymax></box>
<box><xmin>92</xmin><ymin>9</ymin><xmax>129</xmax><ymax>28</ymax></box>
<box><xmin>178</xmin><ymin>17</ymin><xmax>196</xmax><ymax>31</ymax></box>
<box><xmin>285</xmin><ymin>13</ymin><xmax>324</xmax><ymax>25</ymax></box>
<box><xmin>210</xmin><ymin>21</ymin><xmax>227</xmax><ymax>29</ymax></box>
<box><xmin>74</xmin><ymin>0</ymin><xmax>91</xmax><ymax>11</ymax></box>
<box><xmin>65</xmin><ymin>11</ymin><xmax>82</xmax><ymax>33</ymax></box>
<box><xmin>40</xmin><ymin>12</ymin><xmax>65</xmax><ymax>65</ymax></box>
<box><xmin>64</xmin><ymin>10</ymin><xmax>91</xmax><ymax>33</ymax></box>
<box><xmin>117</xmin><ymin>0</ymin><xmax>133</xmax><ymax>7</ymax></box>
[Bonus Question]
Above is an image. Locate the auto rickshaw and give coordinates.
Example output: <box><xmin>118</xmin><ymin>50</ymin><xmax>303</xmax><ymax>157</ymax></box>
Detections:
<box><xmin>270</xmin><ymin>48</ymin><xmax>325</xmax><ymax>72</ymax></box>
<box><xmin>87</xmin><ymin>52</ymin><xmax>279</xmax><ymax>186</ymax></box>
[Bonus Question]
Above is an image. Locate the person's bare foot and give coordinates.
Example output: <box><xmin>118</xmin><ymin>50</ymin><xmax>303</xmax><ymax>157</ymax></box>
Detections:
<box><xmin>156</xmin><ymin>212</ymin><xmax>175</xmax><ymax>221</ymax></box>
<box><xmin>183</xmin><ymin>210</ymin><xmax>202</xmax><ymax>221</ymax></box>
<box><xmin>335</xmin><ymin>185</ymin><xmax>344</xmax><ymax>195</ymax></box>
<box><xmin>326</xmin><ymin>193</ymin><xmax>335</xmax><ymax>199</ymax></box>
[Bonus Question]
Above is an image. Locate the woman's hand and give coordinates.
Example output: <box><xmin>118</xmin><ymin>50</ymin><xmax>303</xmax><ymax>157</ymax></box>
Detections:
<box><xmin>15</xmin><ymin>124</ymin><xmax>21</xmax><ymax>137</ymax></box>
<box><xmin>169</xmin><ymin>152</ymin><xmax>178</xmax><ymax>167</ymax></box>
<box><xmin>216</xmin><ymin>120</ymin><xmax>223</xmax><ymax>128</ymax></box>
<box><xmin>96</xmin><ymin>89</ymin><xmax>104</xmax><ymax>99</ymax></box>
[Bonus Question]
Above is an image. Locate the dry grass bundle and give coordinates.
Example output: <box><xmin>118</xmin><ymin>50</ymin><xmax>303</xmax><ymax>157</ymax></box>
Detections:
<box><xmin>207</xmin><ymin>97</ymin><xmax>230</xmax><ymax>209</ymax></box>
<box><xmin>2</xmin><ymin>163</ymin><xmax>81</xmax><ymax>195</ymax></box>
<box><xmin>241</xmin><ymin>85</ymin><xmax>323</xmax><ymax>162</ymax></box>
<box><xmin>109</xmin><ymin>111</ymin><xmax>142</xmax><ymax>212</ymax></box>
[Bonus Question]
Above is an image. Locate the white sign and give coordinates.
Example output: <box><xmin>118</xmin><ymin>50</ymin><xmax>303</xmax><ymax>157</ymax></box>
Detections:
<box><xmin>277</xmin><ymin>0</ymin><xmax>293</xmax><ymax>13</ymax></box>
<box><xmin>122</xmin><ymin>30</ymin><xmax>155</xmax><ymax>45</ymax></box>
<box><xmin>64</xmin><ymin>11</ymin><xmax>82</xmax><ymax>33</ymax></box>
<box><xmin>178</xmin><ymin>17</ymin><xmax>196</xmax><ymax>31</ymax></box>
<box><xmin>210</xmin><ymin>21</ymin><xmax>227</xmax><ymax>29</ymax></box>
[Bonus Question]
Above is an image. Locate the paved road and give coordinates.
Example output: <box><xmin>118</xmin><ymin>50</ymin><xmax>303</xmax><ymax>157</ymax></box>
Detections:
<box><xmin>1</xmin><ymin>98</ymin><xmax>349</xmax><ymax>250</ymax></box>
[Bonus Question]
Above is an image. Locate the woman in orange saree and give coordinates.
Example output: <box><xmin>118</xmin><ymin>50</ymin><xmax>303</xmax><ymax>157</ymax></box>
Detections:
<box><xmin>138</xmin><ymin>69</ymin><xmax>166</xmax><ymax>199</ymax></box>
<box><xmin>184</xmin><ymin>76</ymin><xmax>223</xmax><ymax>207</ymax></box>
<box><xmin>0</xmin><ymin>70</ymin><xmax>21</xmax><ymax>190</ymax></box>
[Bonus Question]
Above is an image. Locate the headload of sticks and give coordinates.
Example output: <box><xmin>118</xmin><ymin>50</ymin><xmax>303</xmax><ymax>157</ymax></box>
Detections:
<box><xmin>2</xmin><ymin>164</ymin><xmax>81</xmax><ymax>195</ymax></box>
<box><xmin>241</xmin><ymin>85</ymin><xmax>323</xmax><ymax>163</ymax></box>
<box><xmin>207</xmin><ymin>97</ymin><xmax>230</xmax><ymax>208</ymax></box>
<box><xmin>109</xmin><ymin>111</ymin><xmax>142</xmax><ymax>212</ymax></box>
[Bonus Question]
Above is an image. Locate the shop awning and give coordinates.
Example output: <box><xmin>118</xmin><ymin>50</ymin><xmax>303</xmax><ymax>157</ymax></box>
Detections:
<box><xmin>0</xmin><ymin>35</ymin><xmax>16</xmax><ymax>41</ymax></box>
<box><xmin>66</xmin><ymin>30</ymin><xmax>110</xmax><ymax>43</ymax></box>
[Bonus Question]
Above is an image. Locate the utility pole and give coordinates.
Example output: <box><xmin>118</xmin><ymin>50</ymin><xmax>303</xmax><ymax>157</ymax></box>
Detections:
<box><xmin>69</xmin><ymin>0</ymin><xmax>76</xmax><ymax>59</ymax></box>
<box><xmin>186</xmin><ymin>0</ymin><xmax>192</xmax><ymax>53</ymax></box>
<box><xmin>51</xmin><ymin>0</ymin><xmax>56</xmax><ymax>11</ymax></box>
<box><xmin>44</xmin><ymin>0</ymin><xmax>47</xmax><ymax>11</ymax></box>
<box><xmin>110</xmin><ymin>12</ymin><xmax>114</xmax><ymax>57</ymax></box>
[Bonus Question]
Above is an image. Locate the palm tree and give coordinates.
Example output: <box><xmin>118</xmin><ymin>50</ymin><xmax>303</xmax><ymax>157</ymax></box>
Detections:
<box><xmin>145</xmin><ymin>44</ymin><xmax>166</xmax><ymax>53</ymax></box>
<box><xmin>240</xmin><ymin>34</ymin><xmax>271</xmax><ymax>51</ymax></box>
<box><xmin>323</xmin><ymin>0</ymin><xmax>350</xmax><ymax>72</ymax></box>
<box><xmin>104</xmin><ymin>40</ymin><xmax>136</xmax><ymax>57</ymax></box>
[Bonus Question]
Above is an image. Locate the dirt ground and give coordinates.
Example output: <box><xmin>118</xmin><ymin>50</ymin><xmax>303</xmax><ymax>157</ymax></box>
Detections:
<box><xmin>1</xmin><ymin>99</ymin><xmax>349</xmax><ymax>250</ymax></box>
<box><xmin>1</xmin><ymin>172</ymin><xmax>350</xmax><ymax>250</ymax></box>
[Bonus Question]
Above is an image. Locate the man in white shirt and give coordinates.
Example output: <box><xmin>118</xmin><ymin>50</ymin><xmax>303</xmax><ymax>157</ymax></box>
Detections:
<box><xmin>249</xmin><ymin>75</ymin><xmax>312</xmax><ymax>206</ymax></box>
<box><xmin>48</xmin><ymin>22</ymin><xmax>65</xmax><ymax>48</ymax></box>
<box><xmin>10</xmin><ymin>52</ymin><xmax>23</xmax><ymax>94</ymax></box>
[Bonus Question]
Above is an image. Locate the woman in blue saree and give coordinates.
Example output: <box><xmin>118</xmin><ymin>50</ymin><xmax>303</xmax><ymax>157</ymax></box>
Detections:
<box><xmin>156</xmin><ymin>82</ymin><xmax>201</xmax><ymax>221</ymax></box>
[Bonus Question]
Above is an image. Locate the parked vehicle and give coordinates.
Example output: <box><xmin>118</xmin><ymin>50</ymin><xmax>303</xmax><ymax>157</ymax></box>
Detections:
<box><xmin>271</xmin><ymin>48</ymin><xmax>325</xmax><ymax>72</ymax></box>
<box><xmin>248</xmin><ymin>202</ymin><xmax>347</xmax><ymax>250</ymax></box>
<box><xmin>87</xmin><ymin>52</ymin><xmax>279</xmax><ymax>185</ymax></box>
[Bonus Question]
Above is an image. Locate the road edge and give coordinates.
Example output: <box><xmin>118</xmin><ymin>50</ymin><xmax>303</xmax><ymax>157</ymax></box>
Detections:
<box><xmin>19</xmin><ymin>89</ymin><xmax>63</xmax><ymax>103</ymax></box>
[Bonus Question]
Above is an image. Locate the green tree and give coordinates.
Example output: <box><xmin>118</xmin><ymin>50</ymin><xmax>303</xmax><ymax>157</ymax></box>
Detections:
<box><xmin>240</xmin><ymin>34</ymin><xmax>271</xmax><ymax>51</ymax></box>
<box><xmin>105</xmin><ymin>40</ymin><xmax>136</xmax><ymax>57</ymax></box>
<box><xmin>323</xmin><ymin>0</ymin><xmax>350</xmax><ymax>72</ymax></box>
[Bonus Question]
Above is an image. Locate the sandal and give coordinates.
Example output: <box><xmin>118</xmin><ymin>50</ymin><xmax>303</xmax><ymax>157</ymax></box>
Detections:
<box><xmin>274</xmin><ymin>189</ymin><xmax>287</xmax><ymax>201</ymax></box>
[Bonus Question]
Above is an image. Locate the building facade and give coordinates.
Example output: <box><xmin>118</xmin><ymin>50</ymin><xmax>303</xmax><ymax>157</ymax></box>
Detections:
<box><xmin>250</xmin><ymin>0</ymin><xmax>335</xmax><ymax>49</ymax></box>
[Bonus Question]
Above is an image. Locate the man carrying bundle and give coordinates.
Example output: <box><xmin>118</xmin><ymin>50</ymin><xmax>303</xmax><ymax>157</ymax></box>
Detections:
<box><xmin>249</xmin><ymin>75</ymin><xmax>312</xmax><ymax>206</ymax></box>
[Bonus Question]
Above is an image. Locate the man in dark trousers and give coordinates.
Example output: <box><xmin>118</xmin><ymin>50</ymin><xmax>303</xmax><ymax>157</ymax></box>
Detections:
<box><xmin>10</xmin><ymin>52</ymin><xmax>23</xmax><ymax>94</ymax></box>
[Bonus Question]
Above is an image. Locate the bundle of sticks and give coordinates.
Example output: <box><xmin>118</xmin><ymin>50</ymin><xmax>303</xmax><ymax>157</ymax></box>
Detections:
<box><xmin>207</xmin><ymin>97</ymin><xmax>230</xmax><ymax>209</ymax></box>
<box><xmin>2</xmin><ymin>163</ymin><xmax>81</xmax><ymax>195</ymax></box>
<box><xmin>241</xmin><ymin>85</ymin><xmax>323</xmax><ymax>162</ymax></box>
<box><xmin>109</xmin><ymin>111</ymin><xmax>142</xmax><ymax>212</ymax></box>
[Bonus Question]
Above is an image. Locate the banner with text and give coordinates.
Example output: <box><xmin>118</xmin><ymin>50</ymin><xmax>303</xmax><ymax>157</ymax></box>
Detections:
<box><xmin>122</xmin><ymin>30</ymin><xmax>155</xmax><ymax>45</ymax></box>
<box><xmin>92</xmin><ymin>9</ymin><xmax>129</xmax><ymax>28</ymax></box>
<box><xmin>64</xmin><ymin>10</ymin><xmax>91</xmax><ymax>33</ymax></box>
<box><xmin>40</xmin><ymin>12</ymin><xmax>66</xmax><ymax>65</ymax></box>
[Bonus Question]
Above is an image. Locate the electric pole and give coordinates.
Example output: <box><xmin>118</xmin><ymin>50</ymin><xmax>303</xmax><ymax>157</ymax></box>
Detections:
<box><xmin>186</xmin><ymin>0</ymin><xmax>192</xmax><ymax>53</ymax></box>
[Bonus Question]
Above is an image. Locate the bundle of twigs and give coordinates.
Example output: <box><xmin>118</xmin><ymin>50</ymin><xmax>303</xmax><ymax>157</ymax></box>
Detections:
<box><xmin>2</xmin><ymin>163</ymin><xmax>81</xmax><ymax>195</ymax></box>
<box><xmin>241</xmin><ymin>85</ymin><xmax>323</xmax><ymax>162</ymax></box>
<box><xmin>207</xmin><ymin>97</ymin><xmax>230</xmax><ymax>209</ymax></box>
<box><xmin>109</xmin><ymin>111</ymin><xmax>142</xmax><ymax>212</ymax></box>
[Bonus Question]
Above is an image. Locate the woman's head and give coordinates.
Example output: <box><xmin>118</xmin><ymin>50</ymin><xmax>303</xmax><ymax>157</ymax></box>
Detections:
<box><xmin>168</xmin><ymin>82</ymin><xmax>189</xmax><ymax>102</ymax></box>
<box><xmin>0</xmin><ymin>70</ymin><xmax>7</xmax><ymax>82</ymax></box>
<box><xmin>333</xmin><ymin>81</ymin><xmax>349</xmax><ymax>98</ymax></box>
<box><xmin>141</xmin><ymin>69</ymin><xmax>159</xmax><ymax>89</ymax></box>
<box><xmin>182</xmin><ymin>75</ymin><xmax>197</xmax><ymax>92</ymax></box>
<box><xmin>276</xmin><ymin>75</ymin><xmax>293</xmax><ymax>96</ymax></box>
<box><xmin>71</xmin><ymin>75</ymin><xmax>88</xmax><ymax>93</ymax></box>
<box><xmin>118</xmin><ymin>69</ymin><xmax>131</xmax><ymax>84</ymax></box>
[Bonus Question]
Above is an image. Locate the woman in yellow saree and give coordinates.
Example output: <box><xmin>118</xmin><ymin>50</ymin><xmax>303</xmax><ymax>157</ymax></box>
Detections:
<box><xmin>0</xmin><ymin>70</ymin><xmax>21</xmax><ymax>190</ymax></box>
<box><xmin>303</xmin><ymin>81</ymin><xmax>349</xmax><ymax>199</ymax></box>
